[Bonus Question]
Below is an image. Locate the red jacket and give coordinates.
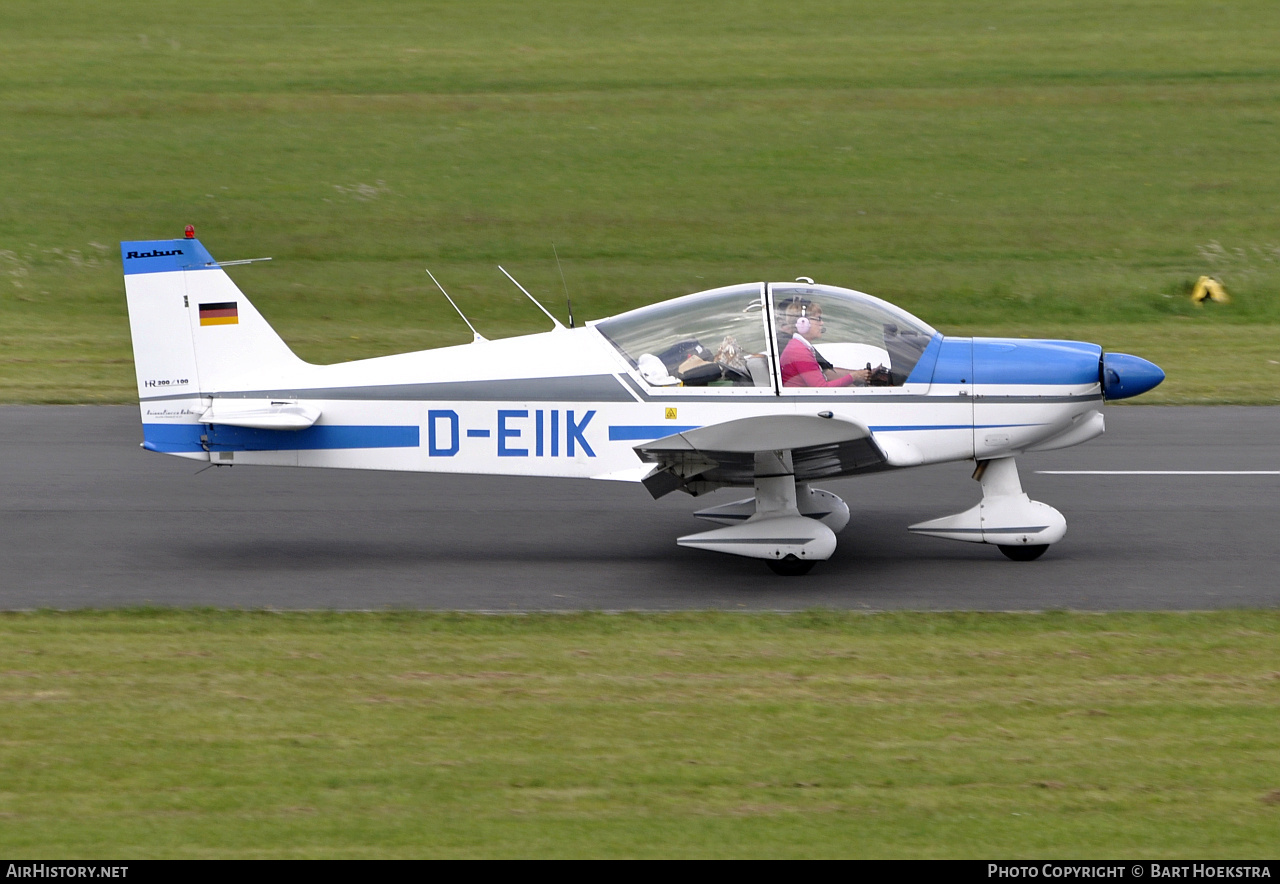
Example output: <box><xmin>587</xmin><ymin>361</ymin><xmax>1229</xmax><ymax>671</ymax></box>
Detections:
<box><xmin>780</xmin><ymin>336</ymin><xmax>856</xmax><ymax>388</ymax></box>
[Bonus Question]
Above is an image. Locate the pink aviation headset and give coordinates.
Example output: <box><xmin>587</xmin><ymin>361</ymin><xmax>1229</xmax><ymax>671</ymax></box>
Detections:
<box><xmin>795</xmin><ymin>304</ymin><xmax>812</xmax><ymax>335</ymax></box>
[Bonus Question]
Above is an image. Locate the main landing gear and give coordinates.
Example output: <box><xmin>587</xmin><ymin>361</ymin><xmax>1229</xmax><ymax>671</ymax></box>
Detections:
<box><xmin>675</xmin><ymin>455</ymin><xmax>1063</xmax><ymax>576</ymax></box>
<box><xmin>676</xmin><ymin>451</ymin><xmax>847</xmax><ymax>576</ymax></box>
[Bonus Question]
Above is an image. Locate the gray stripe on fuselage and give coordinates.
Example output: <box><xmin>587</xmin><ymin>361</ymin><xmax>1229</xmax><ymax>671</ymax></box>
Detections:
<box><xmin>139</xmin><ymin>374</ymin><xmax>634</xmax><ymax>403</ymax></box>
<box><xmin>618</xmin><ymin>390</ymin><xmax>1102</xmax><ymax>405</ymax></box>
<box><xmin>705</xmin><ymin>512</ymin><xmax>832</xmax><ymax>522</ymax></box>
<box><xmin>908</xmin><ymin>526</ymin><xmax>1049</xmax><ymax>534</ymax></box>
<box><xmin>681</xmin><ymin>537</ymin><xmax>818</xmax><ymax>545</ymax></box>
<box><xmin>618</xmin><ymin>374</ymin><xmax>648</xmax><ymax>398</ymax></box>
<box><xmin>139</xmin><ymin>379</ymin><xmax>1100</xmax><ymax>407</ymax></box>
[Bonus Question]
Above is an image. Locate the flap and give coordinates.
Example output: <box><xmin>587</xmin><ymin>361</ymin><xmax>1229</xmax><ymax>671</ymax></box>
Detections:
<box><xmin>200</xmin><ymin>399</ymin><xmax>321</xmax><ymax>431</ymax></box>
<box><xmin>634</xmin><ymin>414</ymin><xmax>885</xmax><ymax>498</ymax></box>
<box><xmin>635</xmin><ymin>413</ymin><xmax>870</xmax><ymax>456</ymax></box>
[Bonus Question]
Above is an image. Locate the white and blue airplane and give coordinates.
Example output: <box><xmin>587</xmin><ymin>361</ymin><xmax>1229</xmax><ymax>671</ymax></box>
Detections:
<box><xmin>122</xmin><ymin>230</ymin><xmax>1164</xmax><ymax>575</ymax></box>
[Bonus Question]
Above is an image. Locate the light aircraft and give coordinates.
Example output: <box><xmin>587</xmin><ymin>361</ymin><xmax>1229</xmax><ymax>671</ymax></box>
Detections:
<box><xmin>122</xmin><ymin>230</ymin><xmax>1165</xmax><ymax>575</ymax></box>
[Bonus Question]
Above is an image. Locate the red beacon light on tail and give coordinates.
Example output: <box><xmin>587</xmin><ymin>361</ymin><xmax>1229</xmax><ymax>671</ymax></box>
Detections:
<box><xmin>184</xmin><ymin>225</ymin><xmax>195</xmax><ymax>239</ymax></box>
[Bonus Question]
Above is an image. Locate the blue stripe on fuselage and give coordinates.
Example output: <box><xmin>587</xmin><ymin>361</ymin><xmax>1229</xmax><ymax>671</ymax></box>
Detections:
<box><xmin>142</xmin><ymin>423</ymin><xmax>420</xmax><ymax>453</ymax></box>
<box><xmin>609</xmin><ymin>425</ymin><xmax>701</xmax><ymax>441</ymax></box>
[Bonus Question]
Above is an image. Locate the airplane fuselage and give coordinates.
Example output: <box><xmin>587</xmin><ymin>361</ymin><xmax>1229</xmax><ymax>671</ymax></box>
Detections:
<box><xmin>137</xmin><ymin>323</ymin><xmax>1104</xmax><ymax>481</ymax></box>
<box><xmin>123</xmin><ymin>237</ymin><xmax>1164</xmax><ymax>571</ymax></box>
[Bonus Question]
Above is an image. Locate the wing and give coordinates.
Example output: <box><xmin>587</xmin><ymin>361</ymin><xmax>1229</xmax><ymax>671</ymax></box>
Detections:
<box><xmin>633</xmin><ymin>414</ymin><xmax>888</xmax><ymax>498</ymax></box>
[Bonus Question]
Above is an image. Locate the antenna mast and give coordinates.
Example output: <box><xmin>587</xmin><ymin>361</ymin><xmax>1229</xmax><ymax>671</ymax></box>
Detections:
<box><xmin>498</xmin><ymin>265</ymin><xmax>566</xmax><ymax>330</ymax></box>
<box><xmin>553</xmin><ymin>244</ymin><xmax>573</xmax><ymax>328</ymax></box>
<box><xmin>425</xmin><ymin>268</ymin><xmax>486</xmax><ymax>343</ymax></box>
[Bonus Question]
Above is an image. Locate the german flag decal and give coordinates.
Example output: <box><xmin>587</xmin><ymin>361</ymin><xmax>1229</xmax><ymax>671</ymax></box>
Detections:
<box><xmin>199</xmin><ymin>302</ymin><xmax>238</xmax><ymax>326</ymax></box>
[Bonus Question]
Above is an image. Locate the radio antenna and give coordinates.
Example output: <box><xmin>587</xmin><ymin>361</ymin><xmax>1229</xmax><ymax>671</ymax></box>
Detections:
<box><xmin>498</xmin><ymin>265</ymin><xmax>566</xmax><ymax>330</ymax></box>
<box><xmin>553</xmin><ymin>244</ymin><xmax>573</xmax><ymax>328</ymax></box>
<box><xmin>425</xmin><ymin>267</ymin><xmax>486</xmax><ymax>343</ymax></box>
<box><xmin>203</xmin><ymin>257</ymin><xmax>272</xmax><ymax>267</ymax></box>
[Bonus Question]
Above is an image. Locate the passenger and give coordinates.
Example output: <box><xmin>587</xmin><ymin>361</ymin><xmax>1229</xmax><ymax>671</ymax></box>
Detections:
<box><xmin>780</xmin><ymin>300</ymin><xmax>873</xmax><ymax>387</ymax></box>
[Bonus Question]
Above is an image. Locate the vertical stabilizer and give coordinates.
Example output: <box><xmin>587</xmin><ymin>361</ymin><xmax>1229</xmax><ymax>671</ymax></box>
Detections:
<box><xmin>122</xmin><ymin>236</ymin><xmax>308</xmax><ymax>458</ymax></box>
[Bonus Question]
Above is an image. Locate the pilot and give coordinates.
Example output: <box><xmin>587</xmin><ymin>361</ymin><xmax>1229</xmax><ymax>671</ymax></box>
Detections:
<box><xmin>777</xmin><ymin>297</ymin><xmax>836</xmax><ymax>373</ymax></box>
<box><xmin>778</xmin><ymin>296</ymin><xmax>829</xmax><ymax>370</ymax></box>
<box><xmin>780</xmin><ymin>300</ymin><xmax>874</xmax><ymax>388</ymax></box>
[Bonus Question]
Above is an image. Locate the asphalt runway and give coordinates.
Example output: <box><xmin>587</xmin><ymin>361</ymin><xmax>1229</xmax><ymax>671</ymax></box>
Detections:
<box><xmin>1</xmin><ymin>405</ymin><xmax>1277</xmax><ymax>610</ymax></box>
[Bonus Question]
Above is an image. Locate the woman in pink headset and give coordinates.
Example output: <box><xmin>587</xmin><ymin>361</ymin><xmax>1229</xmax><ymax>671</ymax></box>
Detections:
<box><xmin>779</xmin><ymin>299</ymin><xmax>873</xmax><ymax>387</ymax></box>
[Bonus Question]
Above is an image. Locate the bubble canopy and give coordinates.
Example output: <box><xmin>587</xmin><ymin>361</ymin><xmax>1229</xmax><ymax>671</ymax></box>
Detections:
<box><xmin>594</xmin><ymin>283</ymin><xmax>937</xmax><ymax>390</ymax></box>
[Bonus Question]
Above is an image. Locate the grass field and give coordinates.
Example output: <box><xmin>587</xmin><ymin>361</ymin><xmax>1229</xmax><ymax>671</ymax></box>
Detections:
<box><xmin>3</xmin><ymin>1</ymin><xmax>1280</xmax><ymax>402</ymax></box>
<box><xmin>1</xmin><ymin>610</ymin><xmax>1278</xmax><ymax>858</ymax></box>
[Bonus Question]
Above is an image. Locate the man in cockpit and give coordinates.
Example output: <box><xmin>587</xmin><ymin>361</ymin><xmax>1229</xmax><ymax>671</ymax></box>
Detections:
<box><xmin>779</xmin><ymin>299</ymin><xmax>874</xmax><ymax>387</ymax></box>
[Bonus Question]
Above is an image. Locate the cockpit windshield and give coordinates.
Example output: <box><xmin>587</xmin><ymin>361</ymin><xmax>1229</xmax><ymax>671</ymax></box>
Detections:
<box><xmin>595</xmin><ymin>284</ymin><xmax>771</xmax><ymax>388</ymax></box>
<box><xmin>594</xmin><ymin>281</ymin><xmax>937</xmax><ymax>391</ymax></box>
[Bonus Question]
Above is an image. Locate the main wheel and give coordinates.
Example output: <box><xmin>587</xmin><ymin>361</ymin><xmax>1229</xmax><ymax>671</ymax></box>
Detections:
<box><xmin>998</xmin><ymin>544</ymin><xmax>1049</xmax><ymax>562</ymax></box>
<box><xmin>767</xmin><ymin>555</ymin><xmax>816</xmax><ymax>576</ymax></box>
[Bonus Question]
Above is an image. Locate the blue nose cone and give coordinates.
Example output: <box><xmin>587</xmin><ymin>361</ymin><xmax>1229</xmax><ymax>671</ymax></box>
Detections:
<box><xmin>1101</xmin><ymin>353</ymin><xmax>1165</xmax><ymax>400</ymax></box>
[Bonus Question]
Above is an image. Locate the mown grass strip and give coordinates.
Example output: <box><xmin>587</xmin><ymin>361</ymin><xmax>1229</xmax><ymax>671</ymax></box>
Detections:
<box><xmin>4</xmin><ymin>1</ymin><xmax>1280</xmax><ymax>402</ymax></box>
<box><xmin>1</xmin><ymin>610</ymin><xmax>1277</xmax><ymax>857</ymax></box>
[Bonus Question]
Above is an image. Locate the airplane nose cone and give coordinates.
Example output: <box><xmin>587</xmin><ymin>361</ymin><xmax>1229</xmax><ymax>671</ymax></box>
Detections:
<box><xmin>1101</xmin><ymin>352</ymin><xmax>1165</xmax><ymax>400</ymax></box>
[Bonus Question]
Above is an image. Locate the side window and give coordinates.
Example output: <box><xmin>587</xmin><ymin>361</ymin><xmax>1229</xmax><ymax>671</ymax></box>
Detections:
<box><xmin>772</xmin><ymin>285</ymin><xmax>935</xmax><ymax>389</ymax></box>
<box><xmin>596</xmin><ymin>285</ymin><xmax>773</xmax><ymax>389</ymax></box>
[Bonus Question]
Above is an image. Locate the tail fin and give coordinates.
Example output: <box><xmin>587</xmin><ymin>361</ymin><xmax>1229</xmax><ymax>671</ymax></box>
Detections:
<box><xmin>123</xmin><ymin>236</ymin><xmax>309</xmax><ymax>459</ymax></box>
<box><xmin>122</xmin><ymin>236</ymin><xmax>306</xmax><ymax>399</ymax></box>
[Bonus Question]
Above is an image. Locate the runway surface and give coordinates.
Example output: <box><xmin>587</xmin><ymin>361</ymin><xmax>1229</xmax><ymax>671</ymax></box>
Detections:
<box><xmin>1</xmin><ymin>405</ymin><xmax>1276</xmax><ymax>610</ymax></box>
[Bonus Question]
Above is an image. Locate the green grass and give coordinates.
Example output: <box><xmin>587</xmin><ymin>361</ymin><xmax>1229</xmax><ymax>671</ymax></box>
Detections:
<box><xmin>3</xmin><ymin>1</ymin><xmax>1280</xmax><ymax>402</ymax></box>
<box><xmin>1</xmin><ymin>610</ymin><xmax>1278</xmax><ymax>858</ymax></box>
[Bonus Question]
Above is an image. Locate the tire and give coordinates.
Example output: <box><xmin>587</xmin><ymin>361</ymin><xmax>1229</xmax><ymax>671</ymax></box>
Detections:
<box><xmin>998</xmin><ymin>544</ymin><xmax>1049</xmax><ymax>562</ymax></box>
<box><xmin>767</xmin><ymin>555</ymin><xmax>816</xmax><ymax>576</ymax></box>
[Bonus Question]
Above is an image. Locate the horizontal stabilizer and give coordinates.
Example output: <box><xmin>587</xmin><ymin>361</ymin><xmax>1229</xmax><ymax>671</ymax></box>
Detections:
<box><xmin>199</xmin><ymin>400</ymin><xmax>321</xmax><ymax>431</ymax></box>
